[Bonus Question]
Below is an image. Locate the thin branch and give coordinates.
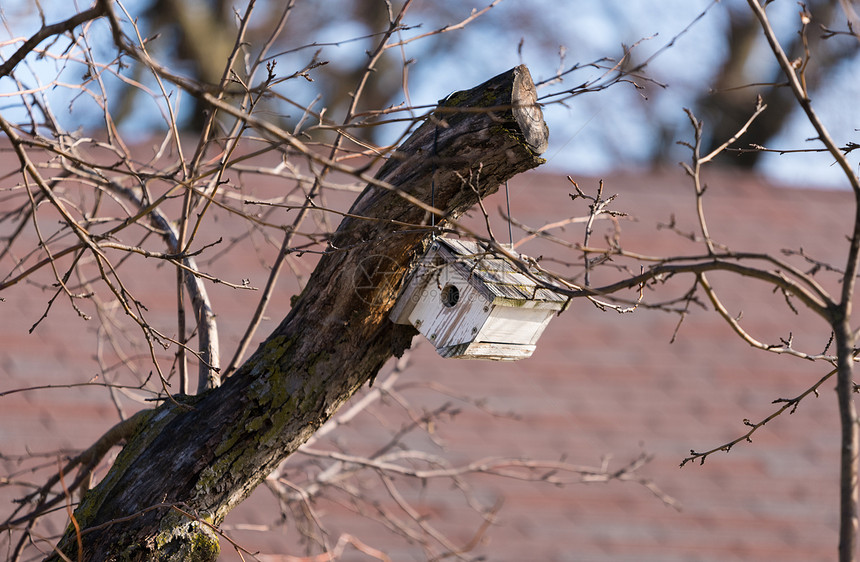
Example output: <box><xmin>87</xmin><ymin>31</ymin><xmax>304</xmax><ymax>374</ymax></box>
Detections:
<box><xmin>746</xmin><ymin>0</ymin><xmax>860</xmax><ymax>195</ymax></box>
<box><xmin>698</xmin><ymin>273</ymin><xmax>834</xmax><ymax>361</ymax></box>
<box><xmin>0</xmin><ymin>3</ymin><xmax>107</xmax><ymax>78</ymax></box>
<box><xmin>0</xmin><ymin>409</ymin><xmax>151</xmax><ymax>532</ymax></box>
<box><xmin>681</xmin><ymin>367</ymin><xmax>836</xmax><ymax>467</ymax></box>
<box><xmin>384</xmin><ymin>1</ymin><xmax>502</xmax><ymax>48</ymax></box>
<box><xmin>744</xmin><ymin>5</ymin><xmax>859</xmax><ymax>559</ymax></box>
<box><xmin>563</xmin><ymin>258</ymin><xmax>833</xmax><ymax>321</ymax></box>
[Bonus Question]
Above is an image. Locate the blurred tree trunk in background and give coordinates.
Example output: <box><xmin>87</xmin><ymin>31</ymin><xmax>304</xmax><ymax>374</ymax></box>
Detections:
<box><xmin>697</xmin><ymin>0</ymin><xmax>855</xmax><ymax>168</ymax></box>
<box><xmin>147</xmin><ymin>0</ymin><xmax>241</xmax><ymax>131</ymax></box>
<box><xmin>142</xmin><ymin>0</ymin><xmax>404</xmax><ymax>139</ymax></box>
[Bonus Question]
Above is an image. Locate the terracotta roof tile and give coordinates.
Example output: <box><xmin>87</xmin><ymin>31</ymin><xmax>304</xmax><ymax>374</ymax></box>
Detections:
<box><xmin>1</xmin><ymin>163</ymin><xmax>852</xmax><ymax>560</ymax></box>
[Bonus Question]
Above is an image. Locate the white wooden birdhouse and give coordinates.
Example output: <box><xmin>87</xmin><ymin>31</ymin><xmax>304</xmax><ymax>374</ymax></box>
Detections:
<box><xmin>390</xmin><ymin>239</ymin><xmax>569</xmax><ymax>360</ymax></box>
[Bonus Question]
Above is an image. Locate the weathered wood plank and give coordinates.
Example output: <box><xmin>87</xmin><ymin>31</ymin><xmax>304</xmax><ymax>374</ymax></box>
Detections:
<box><xmin>438</xmin><ymin>341</ymin><xmax>537</xmax><ymax>360</ymax></box>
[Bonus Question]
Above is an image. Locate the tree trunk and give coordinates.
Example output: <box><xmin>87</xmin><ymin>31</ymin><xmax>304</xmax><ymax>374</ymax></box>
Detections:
<box><xmin>48</xmin><ymin>64</ymin><xmax>548</xmax><ymax>562</ymax></box>
<box><xmin>835</xmin><ymin>315</ymin><xmax>859</xmax><ymax>562</ymax></box>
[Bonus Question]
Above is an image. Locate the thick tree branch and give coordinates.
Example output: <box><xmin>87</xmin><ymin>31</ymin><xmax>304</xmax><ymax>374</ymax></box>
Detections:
<box><xmin>108</xmin><ymin>183</ymin><xmax>221</xmax><ymax>390</ymax></box>
<box><xmin>48</xmin><ymin>65</ymin><xmax>548</xmax><ymax>562</ymax></box>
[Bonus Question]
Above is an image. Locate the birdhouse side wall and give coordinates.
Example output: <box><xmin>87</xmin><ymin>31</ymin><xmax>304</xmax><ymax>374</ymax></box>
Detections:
<box><xmin>475</xmin><ymin>305</ymin><xmax>556</xmax><ymax>346</ymax></box>
<box><xmin>389</xmin><ymin>249</ymin><xmax>447</xmax><ymax>325</ymax></box>
<box><xmin>406</xmin><ymin>265</ymin><xmax>492</xmax><ymax>348</ymax></box>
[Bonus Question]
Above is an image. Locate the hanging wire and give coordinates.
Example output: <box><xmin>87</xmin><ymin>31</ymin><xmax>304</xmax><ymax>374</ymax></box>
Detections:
<box><xmin>505</xmin><ymin>180</ymin><xmax>513</xmax><ymax>247</ymax></box>
<box><xmin>430</xmin><ymin>122</ymin><xmax>439</xmax><ymax>240</ymax></box>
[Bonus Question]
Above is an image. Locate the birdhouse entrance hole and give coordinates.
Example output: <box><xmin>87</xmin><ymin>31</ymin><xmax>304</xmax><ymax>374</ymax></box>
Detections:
<box><xmin>441</xmin><ymin>284</ymin><xmax>460</xmax><ymax>308</ymax></box>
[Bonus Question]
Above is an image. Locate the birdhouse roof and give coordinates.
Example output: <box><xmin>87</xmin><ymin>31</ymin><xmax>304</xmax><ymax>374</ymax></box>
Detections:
<box><xmin>433</xmin><ymin>238</ymin><xmax>569</xmax><ymax>306</ymax></box>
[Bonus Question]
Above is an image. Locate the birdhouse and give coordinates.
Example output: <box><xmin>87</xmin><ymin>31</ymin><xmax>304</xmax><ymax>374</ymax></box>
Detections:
<box><xmin>390</xmin><ymin>239</ymin><xmax>569</xmax><ymax>360</ymax></box>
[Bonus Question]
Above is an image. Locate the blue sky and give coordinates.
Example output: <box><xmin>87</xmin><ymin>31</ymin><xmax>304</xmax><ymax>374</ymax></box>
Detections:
<box><xmin>1</xmin><ymin>0</ymin><xmax>858</xmax><ymax>188</ymax></box>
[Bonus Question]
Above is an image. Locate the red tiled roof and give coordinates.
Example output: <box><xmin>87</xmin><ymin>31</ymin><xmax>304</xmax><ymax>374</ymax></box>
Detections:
<box><xmin>0</xmin><ymin>160</ymin><xmax>852</xmax><ymax>561</ymax></box>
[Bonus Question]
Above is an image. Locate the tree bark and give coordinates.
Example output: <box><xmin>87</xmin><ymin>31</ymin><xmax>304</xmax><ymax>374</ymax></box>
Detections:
<box><xmin>48</xmin><ymin>64</ymin><xmax>548</xmax><ymax>562</ymax></box>
<box><xmin>834</xmin><ymin>316</ymin><xmax>859</xmax><ymax>562</ymax></box>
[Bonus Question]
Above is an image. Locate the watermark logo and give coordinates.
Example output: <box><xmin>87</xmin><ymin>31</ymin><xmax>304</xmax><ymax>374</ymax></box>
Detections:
<box><xmin>352</xmin><ymin>254</ymin><xmax>401</xmax><ymax>306</ymax></box>
<box><xmin>353</xmin><ymin>253</ymin><xmax>483</xmax><ymax>311</ymax></box>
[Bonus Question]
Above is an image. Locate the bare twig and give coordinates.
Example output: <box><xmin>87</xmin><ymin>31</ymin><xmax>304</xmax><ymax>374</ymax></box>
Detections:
<box><xmin>681</xmin><ymin>367</ymin><xmax>836</xmax><ymax>467</ymax></box>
